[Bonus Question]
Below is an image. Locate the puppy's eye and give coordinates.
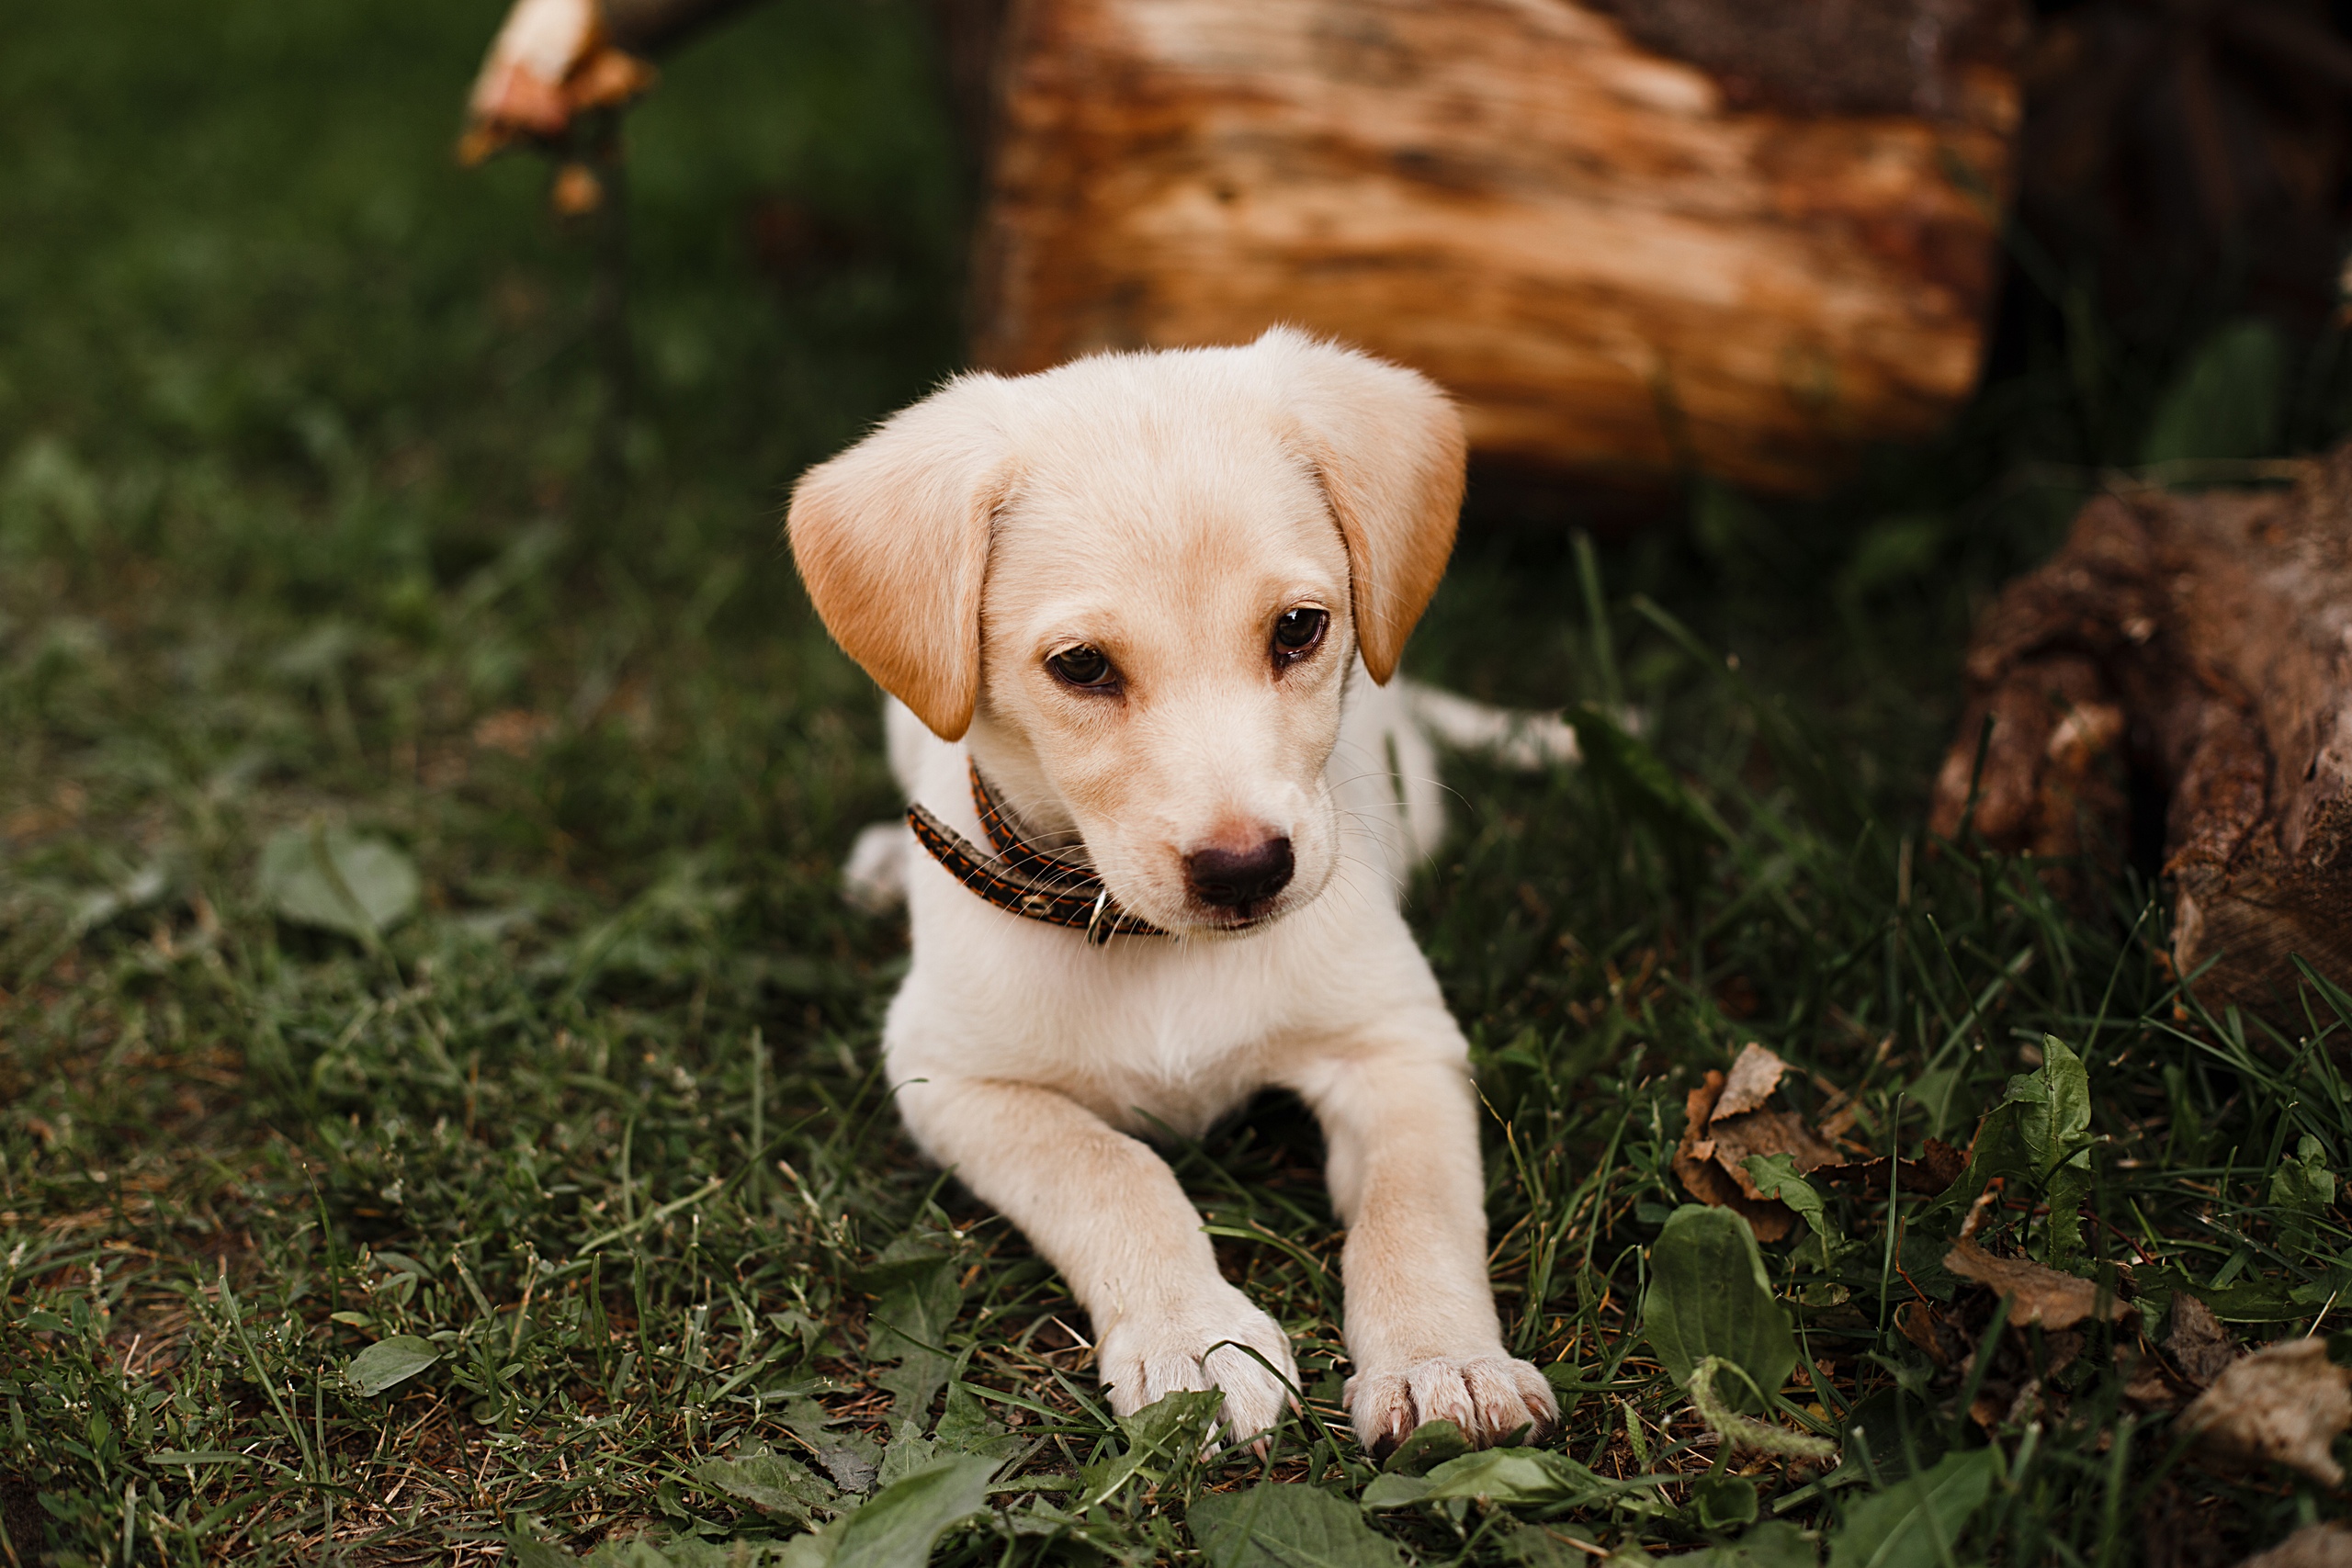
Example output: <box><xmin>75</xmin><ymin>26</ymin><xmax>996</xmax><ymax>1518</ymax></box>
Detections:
<box><xmin>1272</xmin><ymin>607</ymin><xmax>1328</xmax><ymax>664</ymax></box>
<box><xmin>1047</xmin><ymin>645</ymin><xmax>1118</xmax><ymax>689</ymax></box>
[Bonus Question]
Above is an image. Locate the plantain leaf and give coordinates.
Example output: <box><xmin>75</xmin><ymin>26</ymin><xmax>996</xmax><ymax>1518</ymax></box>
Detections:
<box><xmin>1362</xmin><ymin>1448</ymin><xmax>1620</xmax><ymax>1512</ymax></box>
<box><xmin>257</xmin><ymin>822</ymin><xmax>418</xmax><ymax>944</ymax></box>
<box><xmin>345</xmin><ymin>1334</ymin><xmax>439</xmax><ymax>1396</ymax></box>
<box><xmin>1642</xmin><ymin>1205</ymin><xmax>1796</xmax><ymax>1412</ymax></box>
<box><xmin>829</xmin><ymin>1454</ymin><xmax>997</xmax><ymax>1568</ymax></box>
<box><xmin>1826</xmin><ymin>1449</ymin><xmax>2000</xmax><ymax>1568</ymax></box>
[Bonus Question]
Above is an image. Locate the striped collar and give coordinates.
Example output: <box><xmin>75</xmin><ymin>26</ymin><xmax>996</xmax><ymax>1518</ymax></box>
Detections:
<box><xmin>906</xmin><ymin>762</ymin><xmax>1168</xmax><ymax>945</ymax></box>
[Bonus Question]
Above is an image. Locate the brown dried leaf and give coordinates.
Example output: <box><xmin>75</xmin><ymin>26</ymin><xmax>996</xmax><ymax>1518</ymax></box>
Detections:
<box><xmin>1895</xmin><ymin>1300</ymin><xmax>1962</xmax><ymax>1367</ymax></box>
<box><xmin>2165</xmin><ymin>1293</ymin><xmax>2240</xmax><ymax>1389</ymax></box>
<box><xmin>1670</xmin><ymin>1145</ymin><xmax>1797</xmax><ymax>1243</ymax></box>
<box><xmin>2236</xmin><ymin>1525</ymin><xmax>2352</xmax><ymax>1568</ymax></box>
<box><xmin>2183</xmin><ymin>1337</ymin><xmax>2352</xmax><ymax>1486</ymax></box>
<box><xmin>1812</xmin><ymin>1137</ymin><xmax>1968</xmax><ymax>1197</ymax></box>
<box><xmin>1714</xmin><ymin>1042</ymin><xmax>1792</xmax><ymax>1119</ymax></box>
<box><xmin>1707</xmin><ymin>1111</ymin><xmax>1838</xmax><ymax>1198</ymax></box>
<box><xmin>1919</xmin><ymin>1137</ymin><xmax>1969</xmax><ymax>1190</ymax></box>
<box><xmin>2120</xmin><ymin>1344</ymin><xmax>2188</xmax><ymax>1411</ymax></box>
<box><xmin>1674</xmin><ymin>1074</ymin><xmax>1796</xmax><ymax>1242</ymax></box>
<box><xmin>1943</xmin><ymin>1239</ymin><xmax>2131</xmax><ymax>1330</ymax></box>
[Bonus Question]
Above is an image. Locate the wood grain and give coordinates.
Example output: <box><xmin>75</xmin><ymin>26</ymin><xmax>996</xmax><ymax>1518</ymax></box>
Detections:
<box><xmin>971</xmin><ymin>0</ymin><xmax>2020</xmax><ymax>493</ymax></box>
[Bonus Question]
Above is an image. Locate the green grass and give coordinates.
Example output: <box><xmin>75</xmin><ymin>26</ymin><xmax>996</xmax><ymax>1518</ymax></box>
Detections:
<box><xmin>6</xmin><ymin>1</ymin><xmax>2352</xmax><ymax>1563</ymax></box>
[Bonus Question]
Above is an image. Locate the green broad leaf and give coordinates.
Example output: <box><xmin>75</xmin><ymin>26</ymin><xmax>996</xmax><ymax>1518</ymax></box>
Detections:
<box><xmin>1835</xmin><ymin>1391</ymin><xmax>1944</xmax><ymax>1485</ymax></box>
<box><xmin>932</xmin><ymin>1381</ymin><xmax>1023</xmax><ymax>1462</ymax></box>
<box><xmin>579</xmin><ymin>1531</ymin><xmax>785</xmax><ymax>1567</ymax></box>
<box><xmin>1192</xmin><ymin>1482</ymin><xmax>1408</xmax><ymax>1568</ymax></box>
<box><xmin>2271</xmin><ymin>1134</ymin><xmax>2336</xmax><ymax>1247</ymax></box>
<box><xmin>1675</xmin><ymin>1521</ymin><xmax>1818</xmax><ymax>1568</ymax></box>
<box><xmin>505</xmin><ymin>1531</ymin><xmax>577</xmax><ymax>1568</ymax></box>
<box><xmin>345</xmin><ymin>1334</ymin><xmax>440</xmax><ymax>1395</ymax></box>
<box><xmin>2007</xmin><ymin>1036</ymin><xmax>2092</xmax><ymax>1181</ymax></box>
<box><xmin>785</xmin><ymin>1394</ymin><xmax>883</xmax><ymax>1494</ymax></box>
<box><xmin>1689</xmin><ymin>1474</ymin><xmax>1759</xmax><ymax>1532</ymax></box>
<box><xmin>149</xmin><ymin>1450</ymin><xmax>252</xmax><ymax>1466</ymax></box>
<box><xmin>2016</xmin><ymin>1038</ymin><xmax>2097</xmax><ymax>1263</ymax></box>
<box><xmin>830</xmin><ymin>1454</ymin><xmax>998</xmax><ymax>1568</ymax></box>
<box><xmin>2141</xmin><ymin>319</ymin><xmax>2287</xmax><ymax>468</ymax></box>
<box><xmin>1743</xmin><ymin>1154</ymin><xmax>1832</xmax><ymax>1258</ymax></box>
<box><xmin>1826</xmin><ymin>1448</ymin><xmax>2000</xmax><ymax>1568</ymax></box>
<box><xmin>257</xmin><ymin>823</ymin><xmax>419</xmax><ymax>944</ymax></box>
<box><xmin>1946</xmin><ymin>1037</ymin><xmax>2096</xmax><ymax>1263</ymax></box>
<box><xmin>1642</xmin><ymin>1206</ymin><xmax>1797</xmax><ymax>1411</ymax></box>
<box><xmin>1361</xmin><ymin>1448</ymin><xmax>1618</xmax><ymax>1510</ymax></box>
<box><xmin>690</xmin><ymin>1448</ymin><xmax>837</xmax><ymax>1522</ymax></box>
<box><xmin>1081</xmin><ymin>1387</ymin><xmax>1224</xmax><ymax>1504</ymax></box>
<box><xmin>1381</xmin><ymin>1418</ymin><xmax>1469</xmax><ymax>1476</ymax></box>
<box><xmin>864</xmin><ymin>1249</ymin><xmax>964</xmax><ymax>1437</ymax></box>
<box><xmin>2139</xmin><ymin>1268</ymin><xmax>2306</xmax><ymax>1323</ymax></box>
<box><xmin>775</xmin><ymin>1517</ymin><xmax>852</xmax><ymax>1568</ymax></box>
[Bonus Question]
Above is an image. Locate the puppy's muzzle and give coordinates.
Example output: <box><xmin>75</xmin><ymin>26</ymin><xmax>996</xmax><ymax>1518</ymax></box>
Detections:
<box><xmin>1184</xmin><ymin>837</ymin><xmax>1295</xmax><ymax>913</ymax></box>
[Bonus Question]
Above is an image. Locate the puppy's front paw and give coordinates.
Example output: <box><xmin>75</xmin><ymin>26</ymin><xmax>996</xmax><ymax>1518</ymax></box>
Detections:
<box><xmin>1097</xmin><ymin>1290</ymin><xmax>1299</xmax><ymax>1448</ymax></box>
<box><xmin>1346</xmin><ymin>1354</ymin><xmax>1557</xmax><ymax>1455</ymax></box>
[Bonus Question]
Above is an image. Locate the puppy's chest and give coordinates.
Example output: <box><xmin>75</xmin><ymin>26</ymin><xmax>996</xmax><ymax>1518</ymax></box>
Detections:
<box><xmin>978</xmin><ymin>951</ymin><xmax>1311</xmax><ymax>1130</ymax></box>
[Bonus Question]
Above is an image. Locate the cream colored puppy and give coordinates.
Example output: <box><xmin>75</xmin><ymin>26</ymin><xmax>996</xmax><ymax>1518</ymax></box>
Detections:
<box><xmin>786</xmin><ymin>327</ymin><xmax>1557</xmax><ymax>1452</ymax></box>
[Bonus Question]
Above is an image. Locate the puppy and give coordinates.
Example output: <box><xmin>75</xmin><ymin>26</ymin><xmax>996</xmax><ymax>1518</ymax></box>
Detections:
<box><xmin>786</xmin><ymin>327</ymin><xmax>1558</xmax><ymax>1452</ymax></box>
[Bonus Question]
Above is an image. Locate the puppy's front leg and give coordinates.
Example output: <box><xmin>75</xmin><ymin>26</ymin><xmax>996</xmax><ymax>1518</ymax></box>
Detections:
<box><xmin>895</xmin><ymin>1075</ymin><xmax>1298</xmax><ymax>1443</ymax></box>
<box><xmin>1294</xmin><ymin>1049</ymin><xmax>1556</xmax><ymax>1452</ymax></box>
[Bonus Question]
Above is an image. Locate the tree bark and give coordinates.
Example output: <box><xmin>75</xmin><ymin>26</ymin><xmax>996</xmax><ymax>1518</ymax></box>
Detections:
<box><xmin>1928</xmin><ymin>451</ymin><xmax>2352</xmax><ymax>1019</ymax></box>
<box><xmin>969</xmin><ymin>0</ymin><xmax>2023</xmax><ymax>497</ymax></box>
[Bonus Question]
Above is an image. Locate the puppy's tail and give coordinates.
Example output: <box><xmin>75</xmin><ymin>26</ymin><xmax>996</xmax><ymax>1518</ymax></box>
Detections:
<box><xmin>1396</xmin><ymin>680</ymin><xmax>1582</xmax><ymax>770</ymax></box>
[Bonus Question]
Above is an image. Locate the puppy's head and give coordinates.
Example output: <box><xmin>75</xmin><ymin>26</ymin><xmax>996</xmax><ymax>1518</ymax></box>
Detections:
<box><xmin>788</xmin><ymin>327</ymin><xmax>1463</xmax><ymax>934</ymax></box>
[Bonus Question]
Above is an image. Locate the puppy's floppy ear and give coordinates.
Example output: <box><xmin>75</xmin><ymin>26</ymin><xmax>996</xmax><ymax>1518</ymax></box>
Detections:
<box><xmin>786</xmin><ymin>376</ymin><xmax>1014</xmax><ymax>741</ymax></box>
<box><xmin>1261</xmin><ymin>328</ymin><xmax>1465</xmax><ymax>684</ymax></box>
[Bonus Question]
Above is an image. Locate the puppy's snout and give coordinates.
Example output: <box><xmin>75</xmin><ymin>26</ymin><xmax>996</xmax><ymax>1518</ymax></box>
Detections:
<box><xmin>1184</xmin><ymin>837</ymin><xmax>1295</xmax><ymax>909</ymax></box>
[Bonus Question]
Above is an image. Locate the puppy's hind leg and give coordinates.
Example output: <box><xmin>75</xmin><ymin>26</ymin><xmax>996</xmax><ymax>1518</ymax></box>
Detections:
<box><xmin>894</xmin><ymin>1075</ymin><xmax>1299</xmax><ymax>1448</ymax></box>
<box><xmin>842</xmin><ymin>822</ymin><xmax>910</xmax><ymax>913</ymax></box>
<box><xmin>840</xmin><ymin>697</ymin><xmax>944</xmax><ymax>913</ymax></box>
<box><xmin>1290</xmin><ymin>1043</ymin><xmax>1556</xmax><ymax>1453</ymax></box>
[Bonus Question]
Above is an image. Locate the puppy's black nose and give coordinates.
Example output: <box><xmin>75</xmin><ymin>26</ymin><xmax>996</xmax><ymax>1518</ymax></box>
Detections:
<box><xmin>1184</xmin><ymin>838</ymin><xmax>1294</xmax><ymax>908</ymax></box>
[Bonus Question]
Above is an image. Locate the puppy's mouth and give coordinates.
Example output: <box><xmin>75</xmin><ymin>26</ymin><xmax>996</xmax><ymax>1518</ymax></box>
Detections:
<box><xmin>1184</xmin><ymin>901</ymin><xmax>1284</xmax><ymax>934</ymax></box>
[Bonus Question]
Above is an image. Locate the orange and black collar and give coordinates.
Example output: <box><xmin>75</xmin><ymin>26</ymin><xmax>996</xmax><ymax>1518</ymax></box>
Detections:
<box><xmin>906</xmin><ymin>762</ymin><xmax>1167</xmax><ymax>945</ymax></box>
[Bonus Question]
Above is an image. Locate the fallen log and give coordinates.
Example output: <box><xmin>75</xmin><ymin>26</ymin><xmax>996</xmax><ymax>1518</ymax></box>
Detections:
<box><xmin>970</xmin><ymin>0</ymin><xmax>2023</xmax><ymax>496</ymax></box>
<box><xmin>1928</xmin><ymin>451</ymin><xmax>2352</xmax><ymax>1018</ymax></box>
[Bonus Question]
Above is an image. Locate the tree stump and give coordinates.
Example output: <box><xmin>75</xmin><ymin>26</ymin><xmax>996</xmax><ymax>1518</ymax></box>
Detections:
<box><xmin>1928</xmin><ymin>451</ymin><xmax>2352</xmax><ymax>1017</ymax></box>
<box><xmin>969</xmin><ymin>0</ymin><xmax>2023</xmax><ymax>496</ymax></box>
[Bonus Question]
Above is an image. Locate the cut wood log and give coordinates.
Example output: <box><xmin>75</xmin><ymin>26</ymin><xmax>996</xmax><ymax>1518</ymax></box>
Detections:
<box><xmin>970</xmin><ymin>0</ymin><xmax>2023</xmax><ymax>495</ymax></box>
<box><xmin>1928</xmin><ymin>452</ymin><xmax>2352</xmax><ymax>1018</ymax></box>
